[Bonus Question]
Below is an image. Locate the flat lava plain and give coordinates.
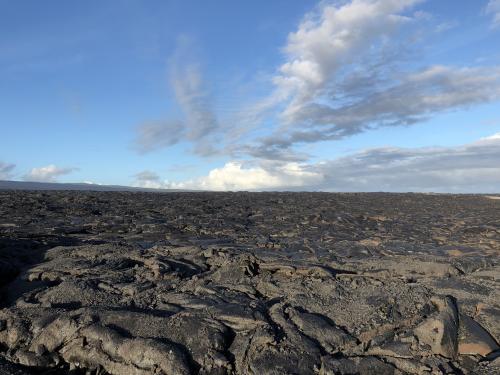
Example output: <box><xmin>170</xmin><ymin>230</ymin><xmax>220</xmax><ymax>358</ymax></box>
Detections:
<box><xmin>0</xmin><ymin>191</ymin><xmax>499</xmax><ymax>374</ymax></box>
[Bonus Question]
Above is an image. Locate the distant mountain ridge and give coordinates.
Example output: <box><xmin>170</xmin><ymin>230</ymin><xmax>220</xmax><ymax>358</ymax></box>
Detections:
<box><xmin>0</xmin><ymin>180</ymin><xmax>181</xmax><ymax>192</ymax></box>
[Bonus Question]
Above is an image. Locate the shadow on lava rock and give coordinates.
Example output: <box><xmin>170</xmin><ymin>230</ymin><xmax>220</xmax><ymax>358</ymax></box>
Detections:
<box><xmin>0</xmin><ymin>235</ymin><xmax>97</xmax><ymax>307</ymax></box>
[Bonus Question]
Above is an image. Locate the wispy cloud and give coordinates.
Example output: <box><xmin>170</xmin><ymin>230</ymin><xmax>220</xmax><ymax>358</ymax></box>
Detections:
<box><xmin>486</xmin><ymin>0</ymin><xmax>500</xmax><ymax>28</ymax></box>
<box><xmin>0</xmin><ymin>162</ymin><xmax>16</xmax><ymax>180</ymax></box>
<box><xmin>253</xmin><ymin>65</ymin><xmax>500</xmax><ymax>158</ymax></box>
<box><xmin>135</xmin><ymin>170</ymin><xmax>160</xmax><ymax>181</ymax></box>
<box><xmin>169</xmin><ymin>38</ymin><xmax>220</xmax><ymax>156</ymax></box>
<box><xmin>435</xmin><ymin>20</ymin><xmax>459</xmax><ymax>33</ymax></box>
<box><xmin>23</xmin><ymin>164</ymin><xmax>77</xmax><ymax>182</ymax></box>
<box><xmin>134</xmin><ymin>120</ymin><xmax>184</xmax><ymax>154</ymax></box>
<box><xmin>133</xmin><ymin>36</ymin><xmax>221</xmax><ymax>156</ymax></box>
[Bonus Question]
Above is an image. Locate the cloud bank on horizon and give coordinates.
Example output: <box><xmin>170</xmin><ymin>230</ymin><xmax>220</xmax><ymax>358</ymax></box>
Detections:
<box><xmin>136</xmin><ymin>134</ymin><xmax>500</xmax><ymax>192</ymax></box>
<box><xmin>2</xmin><ymin>0</ymin><xmax>500</xmax><ymax>192</ymax></box>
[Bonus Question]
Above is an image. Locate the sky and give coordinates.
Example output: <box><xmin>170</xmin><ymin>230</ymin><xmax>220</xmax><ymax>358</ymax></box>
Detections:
<box><xmin>1</xmin><ymin>0</ymin><xmax>500</xmax><ymax>192</ymax></box>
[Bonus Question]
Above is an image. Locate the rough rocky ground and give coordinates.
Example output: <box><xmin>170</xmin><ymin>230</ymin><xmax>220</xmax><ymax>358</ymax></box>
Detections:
<box><xmin>0</xmin><ymin>191</ymin><xmax>499</xmax><ymax>375</ymax></box>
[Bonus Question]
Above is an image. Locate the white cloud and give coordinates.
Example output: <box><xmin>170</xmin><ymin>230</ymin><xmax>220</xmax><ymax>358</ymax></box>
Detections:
<box><xmin>481</xmin><ymin>132</ymin><xmax>500</xmax><ymax>140</ymax></box>
<box><xmin>23</xmin><ymin>164</ymin><xmax>77</xmax><ymax>182</ymax></box>
<box><xmin>135</xmin><ymin>180</ymin><xmax>163</xmax><ymax>189</ymax></box>
<box><xmin>0</xmin><ymin>162</ymin><xmax>15</xmax><ymax>180</ymax></box>
<box><xmin>245</xmin><ymin>0</ymin><xmax>500</xmax><ymax>159</ymax></box>
<box><xmin>274</xmin><ymin>0</ymin><xmax>422</xmax><ymax>122</ymax></box>
<box><xmin>486</xmin><ymin>0</ymin><xmax>500</xmax><ymax>28</ymax></box>
<box><xmin>82</xmin><ymin>181</ymin><xmax>102</xmax><ymax>185</ymax></box>
<box><xmin>160</xmin><ymin>162</ymin><xmax>322</xmax><ymax>191</ymax></box>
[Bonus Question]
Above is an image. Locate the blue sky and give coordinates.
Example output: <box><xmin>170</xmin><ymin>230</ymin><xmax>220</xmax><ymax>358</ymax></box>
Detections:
<box><xmin>1</xmin><ymin>0</ymin><xmax>500</xmax><ymax>191</ymax></box>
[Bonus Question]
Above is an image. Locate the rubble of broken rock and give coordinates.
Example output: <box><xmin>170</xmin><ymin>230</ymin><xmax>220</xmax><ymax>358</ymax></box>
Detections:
<box><xmin>0</xmin><ymin>191</ymin><xmax>499</xmax><ymax>375</ymax></box>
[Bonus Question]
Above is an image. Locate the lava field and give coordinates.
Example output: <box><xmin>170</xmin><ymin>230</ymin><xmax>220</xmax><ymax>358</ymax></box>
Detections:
<box><xmin>0</xmin><ymin>191</ymin><xmax>499</xmax><ymax>374</ymax></box>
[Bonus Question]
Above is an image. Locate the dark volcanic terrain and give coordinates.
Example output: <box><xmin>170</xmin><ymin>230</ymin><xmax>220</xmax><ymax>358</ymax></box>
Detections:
<box><xmin>0</xmin><ymin>191</ymin><xmax>499</xmax><ymax>375</ymax></box>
